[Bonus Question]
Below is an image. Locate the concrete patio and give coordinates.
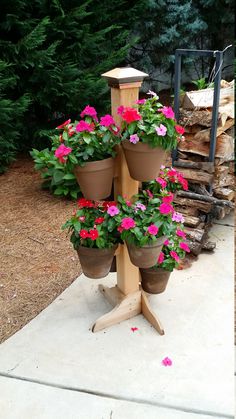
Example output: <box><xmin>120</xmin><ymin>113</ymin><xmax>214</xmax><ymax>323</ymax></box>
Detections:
<box><xmin>0</xmin><ymin>214</ymin><xmax>234</xmax><ymax>419</ymax></box>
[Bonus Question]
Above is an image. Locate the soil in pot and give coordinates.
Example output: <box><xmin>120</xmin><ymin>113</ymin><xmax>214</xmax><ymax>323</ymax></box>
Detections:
<box><xmin>140</xmin><ymin>267</ymin><xmax>171</xmax><ymax>294</ymax></box>
<box><xmin>77</xmin><ymin>245</ymin><xmax>118</xmax><ymax>279</ymax></box>
<box><xmin>126</xmin><ymin>236</ymin><xmax>166</xmax><ymax>268</ymax></box>
<box><xmin>74</xmin><ymin>157</ymin><xmax>114</xmax><ymax>200</ymax></box>
<box><xmin>122</xmin><ymin>140</ymin><xmax>166</xmax><ymax>181</ymax></box>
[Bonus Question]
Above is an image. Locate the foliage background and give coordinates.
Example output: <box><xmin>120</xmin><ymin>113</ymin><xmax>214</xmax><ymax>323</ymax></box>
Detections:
<box><xmin>0</xmin><ymin>0</ymin><xmax>234</xmax><ymax>173</ymax></box>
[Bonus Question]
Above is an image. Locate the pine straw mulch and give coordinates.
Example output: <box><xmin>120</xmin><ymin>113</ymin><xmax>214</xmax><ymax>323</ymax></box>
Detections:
<box><xmin>0</xmin><ymin>155</ymin><xmax>81</xmax><ymax>344</ymax></box>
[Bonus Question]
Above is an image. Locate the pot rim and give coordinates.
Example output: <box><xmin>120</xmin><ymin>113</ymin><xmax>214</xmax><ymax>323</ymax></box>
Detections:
<box><xmin>74</xmin><ymin>156</ymin><xmax>114</xmax><ymax>172</ymax></box>
<box><xmin>126</xmin><ymin>236</ymin><xmax>166</xmax><ymax>249</ymax></box>
<box><xmin>77</xmin><ymin>244</ymin><xmax>118</xmax><ymax>254</ymax></box>
<box><xmin>122</xmin><ymin>139</ymin><xmax>165</xmax><ymax>153</ymax></box>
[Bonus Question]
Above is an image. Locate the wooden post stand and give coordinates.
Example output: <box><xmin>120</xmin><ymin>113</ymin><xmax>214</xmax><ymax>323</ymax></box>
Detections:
<box><xmin>92</xmin><ymin>68</ymin><xmax>164</xmax><ymax>335</ymax></box>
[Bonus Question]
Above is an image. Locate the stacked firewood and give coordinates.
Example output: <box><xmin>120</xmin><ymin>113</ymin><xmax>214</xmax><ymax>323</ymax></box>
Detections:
<box><xmin>165</xmin><ymin>80</ymin><xmax>235</xmax><ymax>256</ymax></box>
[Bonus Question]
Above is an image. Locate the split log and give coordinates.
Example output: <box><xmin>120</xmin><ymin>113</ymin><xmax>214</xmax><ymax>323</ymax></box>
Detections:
<box><xmin>188</xmin><ymin>184</ymin><xmax>212</xmax><ymax>196</ymax></box>
<box><xmin>173</xmin><ymin>160</ymin><xmax>215</xmax><ymax>173</ymax></box>
<box><xmin>202</xmin><ymin>241</ymin><xmax>216</xmax><ymax>251</ymax></box>
<box><xmin>212</xmin><ymin>205</ymin><xmax>232</xmax><ymax>219</ymax></box>
<box><xmin>173</xmin><ymin>168</ymin><xmax>214</xmax><ymax>185</ymax></box>
<box><xmin>186</xmin><ymin>239</ymin><xmax>204</xmax><ymax>256</ymax></box>
<box><xmin>185</xmin><ymin>227</ymin><xmax>207</xmax><ymax>243</ymax></box>
<box><xmin>182</xmin><ymin>215</ymin><xmax>201</xmax><ymax>228</ymax></box>
<box><xmin>218</xmin><ymin>101</ymin><xmax>235</xmax><ymax>121</ymax></box>
<box><xmin>183</xmin><ymin>125</ymin><xmax>203</xmax><ymax>134</ymax></box>
<box><xmin>193</xmin><ymin>119</ymin><xmax>234</xmax><ymax>143</ymax></box>
<box><xmin>179</xmin><ymin>109</ymin><xmax>214</xmax><ymax>127</ymax></box>
<box><xmin>174</xmin><ymin>205</ymin><xmax>199</xmax><ymax>217</ymax></box>
<box><xmin>174</xmin><ymin>196</ymin><xmax>212</xmax><ymax>212</ymax></box>
<box><xmin>213</xmin><ymin>174</ymin><xmax>235</xmax><ymax>189</ymax></box>
<box><xmin>213</xmin><ymin>188</ymin><xmax>235</xmax><ymax>201</ymax></box>
<box><xmin>176</xmin><ymin>190</ymin><xmax>235</xmax><ymax>208</ymax></box>
<box><xmin>178</xmin><ymin>132</ymin><xmax>234</xmax><ymax>160</ymax></box>
<box><xmin>182</xmin><ymin>85</ymin><xmax>234</xmax><ymax>110</ymax></box>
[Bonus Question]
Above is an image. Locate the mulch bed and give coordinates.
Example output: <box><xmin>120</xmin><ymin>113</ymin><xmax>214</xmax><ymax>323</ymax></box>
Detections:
<box><xmin>0</xmin><ymin>155</ymin><xmax>81</xmax><ymax>343</ymax></box>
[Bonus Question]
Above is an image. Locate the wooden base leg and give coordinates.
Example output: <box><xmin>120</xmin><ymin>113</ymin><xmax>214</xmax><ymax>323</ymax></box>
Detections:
<box><xmin>92</xmin><ymin>285</ymin><xmax>141</xmax><ymax>332</ymax></box>
<box><xmin>92</xmin><ymin>285</ymin><xmax>165</xmax><ymax>335</ymax></box>
<box><xmin>141</xmin><ymin>290</ymin><xmax>165</xmax><ymax>335</ymax></box>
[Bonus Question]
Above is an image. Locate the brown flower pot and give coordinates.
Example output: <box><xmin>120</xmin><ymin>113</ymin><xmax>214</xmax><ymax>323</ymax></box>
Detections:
<box><xmin>140</xmin><ymin>267</ymin><xmax>171</xmax><ymax>294</ymax></box>
<box><xmin>74</xmin><ymin>157</ymin><xmax>114</xmax><ymax>200</ymax></box>
<box><xmin>126</xmin><ymin>236</ymin><xmax>166</xmax><ymax>268</ymax></box>
<box><xmin>77</xmin><ymin>245</ymin><xmax>118</xmax><ymax>279</ymax></box>
<box><xmin>122</xmin><ymin>140</ymin><xmax>166</xmax><ymax>181</ymax></box>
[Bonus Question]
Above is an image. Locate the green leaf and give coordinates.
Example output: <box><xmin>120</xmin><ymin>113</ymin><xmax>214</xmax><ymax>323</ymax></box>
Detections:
<box><xmin>83</xmin><ymin>133</ymin><xmax>91</xmax><ymax>144</ymax></box>
<box><xmin>53</xmin><ymin>169</ymin><xmax>64</xmax><ymax>184</ymax></box>
<box><xmin>127</xmin><ymin>122</ymin><xmax>136</xmax><ymax>135</ymax></box>
<box><xmin>63</xmin><ymin>173</ymin><xmax>76</xmax><ymax>180</ymax></box>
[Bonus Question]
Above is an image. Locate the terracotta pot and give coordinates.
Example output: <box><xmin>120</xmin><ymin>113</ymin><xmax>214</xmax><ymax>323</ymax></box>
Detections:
<box><xmin>74</xmin><ymin>157</ymin><xmax>114</xmax><ymax>200</ymax></box>
<box><xmin>126</xmin><ymin>236</ymin><xmax>166</xmax><ymax>268</ymax></box>
<box><xmin>122</xmin><ymin>140</ymin><xmax>166</xmax><ymax>181</ymax></box>
<box><xmin>77</xmin><ymin>245</ymin><xmax>118</xmax><ymax>279</ymax></box>
<box><xmin>140</xmin><ymin>267</ymin><xmax>171</xmax><ymax>294</ymax></box>
<box><xmin>110</xmin><ymin>256</ymin><xmax>117</xmax><ymax>272</ymax></box>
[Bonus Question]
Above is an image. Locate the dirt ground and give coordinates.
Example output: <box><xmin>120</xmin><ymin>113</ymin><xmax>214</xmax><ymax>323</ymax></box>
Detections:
<box><xmin>0</xmin><ymin>155</ymin><xmax>81</xmax><ymax>344</ymax></box>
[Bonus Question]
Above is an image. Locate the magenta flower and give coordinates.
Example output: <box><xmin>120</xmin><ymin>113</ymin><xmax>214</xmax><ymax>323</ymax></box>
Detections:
<box><xmin>117</xmin><ymin>105</ymin><xmax>124</xmax><ymax>115</ymax></box>
<box><xmin>158</xmin><ymin>106</ymin><xmax>175</xmax><ymax>119</ymax></box>
<box><xmin>107</xmin><ymin>205</ymin><xmax>120</xmax><ymax>217</ymax></box>
<box><xmin>162</xmin><ymin>193</ymin><xmax>174</xmax><ymax>204</ymax></box>
<box><xmin>135</xmin><ymin>99</ymin><xmax>146</xmax><ymax>105</ymax></box>
<box><xmin>170</xmin><ymin>251</ymin><xmax>180</xmax><ymax>262</ymax></box>
<box><xmin>80</xmin><ymin>105</ymin><xmax>98</xmax><ymax>121</ymax></box>
<box><xmin>100</xmin><ymin>114</ymin><xmax>115</xmax><ymax>127</ymax></box>
<box><xmin>129</xmin><ymin>134</ymin><xmax>140</xmax><ymax>144</ymax></box>
<box><xmin>54</xmin><ymin>144</ymin><xmax>72</xmax><ymax>163</ymax></box>
<box><xmin>176</xmin><ymin>229</ymin><xmax>186</xmax><ymax>239</ymax></box>
<box><xmin>156</xmin><ymin>124</ymin><xmax>167</xmax><ymax>136</ymax></box>
<box><xmin>121</xmin><ymin>217</ymin><xmax>136</xmax><ymax>230</ymax></box>
<box><xmin>126</xmin><ymin>200</ymin><xmax>132</xmax><ymax>207</ymax></box>
<box><xmin>158</xmin><ymin>251</ymin><xmax>165</xmax><ymax>264</ymax></box>
<box><xmin>56</xmin><ymin>119</ymin><xmax>71</xmax><ymax>129</ymax></box>
<box><xmin>147</xmin><ymin>224</ymin><xmax>158</xmax><ymax>235</ymax></box>
<box><xmin>135</xmin><ymin>202</ymin><xmax>146</xmax><ymax>212</ymax></box>
<box><xmin>156</xmin><ymin>178</ymin><xmax>167</xmax><ymax>189</ymax></box>
<box><xmin>76</xmin><ymin>120</ymin><xmax>93</xmax><ymax>132</ymax></box>
<box><xmin>179</xmin><ymin>242</ymin><xmax>190</xmax><ymax>253</ymax></box>
<box><xmin>146</xmin><ymin>189</ymin><xmax>154</xmax><ymax>199</ymax></box>
<box><xmin>172</xmin><ymin>212</ymin><xmax>185</xmax><ymax>223</ymax></box>
<box><xmin>163</xmin><ymin>239</ymin><xmax>169</xmax><ymax>246</ymax></box>
<box><xmin>159</xmin><ymin>202</ymin><xmax>173</xmax><ymax>215</ymax></box>
<box><xmin>162</xmin><ymin>357</ymin><xmax>172</xmax><ymax>366</ymax></box>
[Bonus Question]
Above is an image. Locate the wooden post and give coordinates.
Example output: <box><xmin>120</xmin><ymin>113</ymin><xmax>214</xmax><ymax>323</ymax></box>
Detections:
<box><xmin>92</xmin><ymin>68</ymin><xmax>164</xmax><ymax>335</ymax></box>
<box><xmin>102</xmin><ymin>67</ymin><xmax>148</xmax><ymax>295</ymax></box>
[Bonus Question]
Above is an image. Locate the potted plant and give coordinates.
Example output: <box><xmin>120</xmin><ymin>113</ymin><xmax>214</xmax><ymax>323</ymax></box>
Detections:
<box><xmin>144</xmin><ymin>165</ymin><xmax>188</xmax><ymax>195</ymax></box>
<box><xmin>62</xmin><ymin>198</ymin><xmax>119</xmax><ymax>279</ymax></box>
<box><xmin>140</xmin><ymin>225</ymin><xmax>190</xmax><ymax>294</ymax></box>
<box><xmin>118</xmin><ymin>92</ymin><xmax>185</xmax><ymax>181</ymax></box>
<box><xmin>112</xmin><ymin>190</ymin><xmax>177</xmax><ymax>268</ymax></box>
<box><xmin>54</xmin><ymin>106</ymin><xmax>121</xmax><ymax>200</ymax></box>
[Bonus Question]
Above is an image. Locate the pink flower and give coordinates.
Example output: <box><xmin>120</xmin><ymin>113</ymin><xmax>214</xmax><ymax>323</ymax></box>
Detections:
<box><xmin>76</xmin><ymin>120</ymin><xmax>94</xmax><ymax>132</ymax></box>
<box><xmin>162</xmin><ymin>193</ymin><xmax>174</xmax><ymax>204</ymax></box>
<box><xmin>176</xmin><ymin>229</ymin><xmax>186</xmax><ymax>239</ymax></box>
<box><xmin>79</xmin><ymin>216</ymin><xmax>85</xmax><ymax>222</ymax></box>
<box><xmin>135</xmin><ymin>99</ymin><xmax>146</xmax><ymax>104</ymax></box>
<box><xmin>179</xmin><ymin>242</ymin><xmax>190</xmax><ymax>253</ymax></box>
<box><xmin>162</xmin><ymin>357</ymin><xmax>172</xmax><ymax>366</ymax></box>
<box><xmin>158</xmin><ymin>251</ymin><xmax>165</xmax><ymax>264</ymax></box>
<box><xmin>159</xmin><ymin>203</ymin><xmax>173</xmax><ymax>215</ymax></box>
<box><xmin>156</xmin><ymin>178</ymin><xmax>167</xmax><ymax>189</ymax></box>
<box><xmin>172</xmin><ymin>212</ymin><xmax>185</xmax><ymax>223</ymax></box>
<box><xmin>56</xmin><ymin>119</ymin><xmax>71</xmax><ymax>129</ymax></box>
<box><xmin>147</xmin><ymin>90</ymin><xmax>158</xmax><ymax>97</ymax></box>
<box><xmin>129</xmin><ymin>134</ymin><xmax>139</xmax><ymax>144</ymax></box>
<box><xmin>131</xmin><ymin>327</ymin><xmax>139</xmax><ymax>332</ymax></box>
<box><xmin>156</xmin><ymin>124</ymin><xmax>167</xmax><ymax>136</ymax></box>
<box><xmin>170</xmin><ymin>251</ymin><xmax>180</xmax><ymax>262</ymax></box>
<box><xmin>175</xmin><ymin>125</ymin><xmax>185</xmax><ymax>135</ymax></box>
<box><xmin>80</xmin><ymin>105</ymin><xmax>98</xmax><ymax>121</ymax></box>
<box><xmin>54</xmin><ymin>144</ymin><xmax>72</xmax><ymax>163</ymax></box>
<box><xmin>100</xmin><ymin>114</ymin><xmax>115</xmax><ymax>127</ymax></box>
<box><xmin>146</xmin><ymin>189</ymin><xmax>153</xmax><ymax>199</ymax></box>
<box><xmin>135</xmin><ymin>202</ymin><xmax>146</xmax><ymax>212</ymax></box>
<box><xmin>117</xmin><ymin>105</ymin><xmax>124</xmax><ymax>115</ymax></box>
<box><xmin>163</xmin><ymin>239</ymin><xmax>169</xmax><ymax>246</ymax></box>
<box><xmin>107</xmin><ymin>205</ymin><xmax>120</xmax><ymax>216</ymax></box>
<box><xmin>147</xmin><ymin>224</ymin><xmax>158</xmax><ymax>235</ymax></box>
<box><xmin>121</xmin><ymin>217</ymin><xmax>136</xmax><ymax>230</ymax></box>
<box><xmin>117</xmin><ymin>226</ymin><xmax>124</xmax><ymax>233</ymax></box>
<box><xmin>158</xmin><ymin>106</ymin><xmax>175</xmax><ymax>119</ymax></box>
<box><xmin>126</xmin><ymin>200</ymin><xmax>132</xmax><ymax>207</ymax></box>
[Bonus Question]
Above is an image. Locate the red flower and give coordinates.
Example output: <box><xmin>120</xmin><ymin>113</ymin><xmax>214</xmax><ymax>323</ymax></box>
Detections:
<box><xmin>121</xmin><ymin>107</ymin><xmax>141</xmax><ymax>124</ymax></box>
<box><xmin>80</xmin><ymin>229</ymin><xmax>89</xmax><ymax>239</ymax></box>
<box><xmin>175</xmin><ymin>125</ymin><xmax>185</xmax><ymax>135</ymax></box>
<box><xmin>102</xmin><ymin>201</ymin><xmax>117</xmax><ymax>210</ymax></box>
<box><xmin>89</xmin><ymin>229</ymin><xmax>99</xmax><ymax>240</ymax></box>
<box><xmin>56</xmin><ymin>119</ymin><xmax>71</xmax><ymax>129</ymax></box>
<box><xmin>95</xmin><ymin>217</ymin><xmax>105</xmax><ymax>224</ymax></box>
<box><xmin>78</xmin><ymin>198</ymin><xmax>94</xmax><ymax>208</ymax></box>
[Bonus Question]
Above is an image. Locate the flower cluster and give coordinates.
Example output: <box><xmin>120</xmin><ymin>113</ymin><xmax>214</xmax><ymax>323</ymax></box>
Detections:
<box><xmin>52</xmin><ymin>105</ymin><xmax>121</xmax><ymax>168</ymax></box>
<box><xmin>119</xmin><ymin>93</ymin><xmax>185</xmax><ymax>150</ymax></box>
<box><xmin>62</xmin><ymin>199</ymin><xmax>120</xmax><ymax>249</ymax></box>
<box><xmin>144</xmin><ymin>165</ymin><xmax>188</xmax><ymax>194</ymax></box>
<box><xmin>155</xmin><ymin>226</ymin><xmax>190</xmax><ymax>272</ymax></box>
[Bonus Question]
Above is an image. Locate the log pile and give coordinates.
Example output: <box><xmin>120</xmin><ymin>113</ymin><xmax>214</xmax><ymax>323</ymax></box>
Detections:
<box><xmin>165</xmin><ymin>80</ymin><xmax>235</xmax><ymax>257</ymax></box>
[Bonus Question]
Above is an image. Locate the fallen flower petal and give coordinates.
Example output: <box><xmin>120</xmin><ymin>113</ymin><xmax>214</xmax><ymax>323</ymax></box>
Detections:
<box><xmin>131</xmin><ymin>327</ymin><xmax>139</xmax><ymax>332</ymax></box>
<box><xmin>162</xmin><ymin>357</ymin><xmax>172</xmax><ymax>366</ymax></box>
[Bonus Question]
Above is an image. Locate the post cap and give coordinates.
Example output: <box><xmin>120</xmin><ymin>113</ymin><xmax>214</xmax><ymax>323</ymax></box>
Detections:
<box><xmin>102</xmin><ymin>67</ymin><xmax>148</xmax><ymax>86</ymax></box>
